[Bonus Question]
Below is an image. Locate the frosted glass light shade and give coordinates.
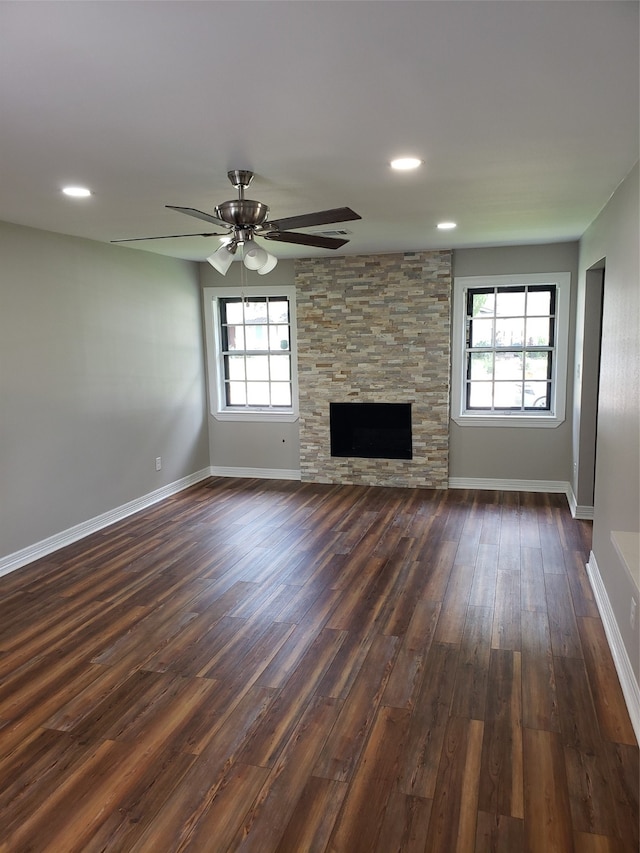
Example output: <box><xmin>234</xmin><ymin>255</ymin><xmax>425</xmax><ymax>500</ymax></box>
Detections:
<box><xmin>207</xmin><ymin>244</ymin><xmax>235</xmax><ymax>275</ymax></box>
<box><xmin>243</xmin><ymin>241</ymin><xmax>269</xmax><ymax>271</ymax></box>
<box><xmin>257</xmin><ymin>252</ymin><xmax>278</xmax><ymax>275</ymax></box>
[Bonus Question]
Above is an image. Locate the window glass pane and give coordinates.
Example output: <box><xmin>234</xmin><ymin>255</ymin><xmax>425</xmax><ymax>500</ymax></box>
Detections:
<box><xmin>496</xmin><ymin>289</ymin><xmax>525</xmax><ymax>316</ymax></box>
<box><xmin>216</xmin><ymin>292</ymin><xmax>295</xmax><ymax>414</ymax></box>
<box><xmin>527</xmin><ymin>289</ymin><xmax>551</xmax><ymax>316</ymax></box>
<box><xmin>524</xmin><ymin>382</ymin><xmax>550</xmax><ymax>408</ymax></box>
<box><xmin>244</xmin><ymin>325</ymin><xmax>269</xmax><ymax>350</ymax></box>
<box><xmin>470</xmin><ymin>318</ymin><xmax>493</xmax><ymax>347</ymax></box>
<box><xmin>471</xmin><ymin>291</ymin><xmax>495</xmax><ymax>317</ymax></box>
<box><xmin>525</xmin><ymin>317</ymin><xmax>551</xmax><ymax>346</ymax></box>
<box><xmin>227</xmin><ymin>382</ymin><xmax>246</xmax><ymax>405</ymax></box>
<box><xmin>226</xmin><ymin>355</ymin><xmax>245</xmax><ymax>380</ymax></box>
<box><xmin>495</xmin><ymin>352</ymin><xmax>523</xmax><ymax>380</ymax></box>
<box><xmin>245</xmin><ymin>355</ymin><xmax>269</xmax><ymax>381</ymax></box>
<box><xmin>225</xmin><ymin>325</ymin><xmax>245</xmax><ymax>351</ymax></box>
<box><xmin>468</xmin><ymin>382</ymin><xmax>493</xmax><ymax>408</ymax></box>
<box><xmin>495</xmin><ymin>318</ymin><xmax>524</xmax><ymax>347</ymax></box>
<box><xmin>525</xmin><ymin>352</ymin><xmax>550</xmax><ymax>381</ymax></box>
<box><xmin>456</xmin><ymin>279</ymin><xmax>563</xmax><ymax>420</ymax></box>
<box><xmin>469</xmin><ymin>352</ymin><xmax>493</xmax><ymax>380</ymax></box>
<box><xmin>270</xmin><ymin>383</ymin><xmax>292</xmax><ymax>406</ymax></box>
<box><xmin>494</xmin><ymin>381</ymin><xmax>523</xmax><ymax>408</ymax></box>
<box><xmin>247</xmin><ymin>382</ymin><xmax>270</xmax><ymax>405</ymax></box>
<box><xmin>269</xmin><ymin>355</ymin><xmax>290</xmax><ymax>381</ymax></box>
<box><xmin>269</xmin><ymin>325</ymin><xmax>290</xmax><ymax>351</ymax></box>
<box><xmin>223</xmin><ymin>300</ymin><xmax>244</xmax><ymax>324</ymax></box>
<box><xmin>243</xmin><ymin>299</ymin><xmax>268</xmax><ymax>323</ymax></box>
<box><xmin>268</xmin><ymin>299</ymin><xmax>289</xmax><ymax>324</ymax></box>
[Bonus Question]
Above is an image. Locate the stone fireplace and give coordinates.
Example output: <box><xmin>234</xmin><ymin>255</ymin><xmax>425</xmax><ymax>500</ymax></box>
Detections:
<box><xmin>296</xmin><ymin>250</ymin><xmax>451</xmax><ymax>488</ymax></box>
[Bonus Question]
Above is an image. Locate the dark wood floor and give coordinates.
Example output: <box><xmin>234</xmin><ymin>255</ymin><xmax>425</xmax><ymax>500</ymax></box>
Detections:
<box><xmin>0</xmin><ymin>478</ymin><xmax>637</xmax><ymax>852</ymax></box>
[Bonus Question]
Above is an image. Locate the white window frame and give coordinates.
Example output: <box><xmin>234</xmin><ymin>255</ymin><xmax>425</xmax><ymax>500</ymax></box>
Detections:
<box><xmin>203</xmin><ymin>285</ymin><xmax>299</xmax><ymax>422</ymax></box>
<box><xmin>451</xmin><ymin>273</ymin><xmax>570</xmax><ymax>428</ymax></box>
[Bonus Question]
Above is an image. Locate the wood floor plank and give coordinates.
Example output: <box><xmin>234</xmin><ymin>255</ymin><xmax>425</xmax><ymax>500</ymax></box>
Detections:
<box><xmin>424</xmin><ymin>715</ymin><xmax>484</xmax><ymax>853</ymax></box>
<box><xmin>374</xmin><ymin>790</ymin><xmax>433</xmax><ymax>853</ymax></box>
<box><xmin>523</xmin><ymin>727</ymin><xmax>575</xmax><ymax>853</ymax></box>
<box><xmin>577</xmin><ymin>616</ymin><xmax>637</xmax><ymax>745</ymax></box>
<box><xmin>239</xmin><ymin>626</ymin><xmax>346</xmax><ymax>769</ymax></box>
<box><xmin>313</xmin><ymin>633</ymin><xmax>399</xmax><ymax>782</ymax></box>
<box><xmin>275</xmin><ymin>775</ymin><xmax>348</xmax><ymax>853</ymax></box>
<box><xmin>545</xmin><ymin>573</ymin><xmax>583</xmax><ymax>658</ymax></box>
<box><xmin>474</xmin><ymin>810</ymin><xmax>524</xmax><ymax>852</ymax></box>
<box><xmin>399</xmin><ymin>642</ymin><xmax>460</xmax><ymax>799</ymax></box>
<box><xmin>520</xmin><ymin>546</ymin><xmax>546</xmax><ymax>612</ymax></box>
<box><xmin>80</xmin><ymin>748</ymin><xmax>199</xmax><ymax>853</ymax></box>
<box><xmin>468</xmin><ymin>543</ymin><xmax>499</xmax><ymax>608</ymax></box>
<box><xmin>602</xmin><ymin>739</ymin><xmax>640</xmax><ymax>853</ymax></box>
<box><xmin>225</xmin><ymin>694</ymin><xmax>343</xmax><ymax>852</ymax></box>
<box><xmin>520</xmin><ymin>609</ymin><xmax>560</xmax><ymax>732</ymax></box>
<box><xmin>0</xmin><ymin>480</ymin><xmax>636</xmax><ymax>852</ymax></box>
<box><xmin>327</xmin><ymin>704</ymin><xmax>412</xmax><ymax>852</ymax></box>
<box><xmin>572</xmin><ymin>832</ymin><xmax>626</xmax><ymax>853</ymax></box>
<box><xmin>478</xmin><ymin>649</ymin><xmax>524</xmax><ymax>819</ymax></box>
<box><xmin>383</xmin><ymin>598</ymin><xmax>442</xmax><ymax>710</ymax></box>
<box><xmin>130</xmin><ymin>760</ymin><xmax>269</xmax><ymax>853</ymax></box>
<box><xmin>450</xmin><ymin>605</ymin><xmax>493</xmax><ymax>720</ymax></box>
<box><xmin>491</xmin><ymin>570</ymin><xmax>521</xmax><ymax>650</ymax></box>
<box><xmin>434</xmin><ymin>562</ymin><xmax>475</xmax><ymax>645</ymax></box>
<box><xmin>565</xmin><ymin>550</ymin><xmax>600</xmax><ymax>618</ymax></box>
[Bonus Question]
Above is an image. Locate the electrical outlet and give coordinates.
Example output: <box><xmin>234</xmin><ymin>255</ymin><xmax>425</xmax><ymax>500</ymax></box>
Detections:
<box><xmin>631</xmin><ymin>598</ymin><xmax>637</xmax><ymax>630</ymax></box>
<box><xmin>155</xmin><ymin>457</ymin><xmax>162</xmax><ymax>471</ymax></box>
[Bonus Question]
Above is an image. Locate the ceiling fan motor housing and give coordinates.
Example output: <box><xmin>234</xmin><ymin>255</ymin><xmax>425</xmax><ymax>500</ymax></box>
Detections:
<box><xmin>215</xmin><ymin>199</ymin><xmax>270</xmax><ymax>228</ymax></box>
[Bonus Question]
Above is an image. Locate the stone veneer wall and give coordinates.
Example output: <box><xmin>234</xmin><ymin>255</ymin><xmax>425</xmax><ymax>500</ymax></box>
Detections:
<box><xmin>296</xmin><ymin>250</ymin><xmax>452</xmax><ymax>488</ymax></box>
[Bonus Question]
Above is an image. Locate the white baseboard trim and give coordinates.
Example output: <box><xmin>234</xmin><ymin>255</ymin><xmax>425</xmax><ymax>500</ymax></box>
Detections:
<box><xmin>586</xmin><ymin>550</ymin><xmax>640</xmax><ymax>744</ymax></box>
<box><xmin>0</xmin><ymin>467</ymin><xmax>213</xmax><ymax>579</ymax></box>
<box><xmin>210</xmin><ymin>466</ymin><xmax>301</xmax><ymax>481</ymax></box>
<box><xmin>447</xmin><ymin>478</ymin><xmax>594</xmax><ymax>520</ymax></box>
<box><xmin>448</xmin><ymin>477</ymin><xmax>571</xmax><ymax>496</ymax></box>
<box><xmin>566</xmin><ymin>483</ymin><xmax>595</xmax><ymax>520</ymax></box>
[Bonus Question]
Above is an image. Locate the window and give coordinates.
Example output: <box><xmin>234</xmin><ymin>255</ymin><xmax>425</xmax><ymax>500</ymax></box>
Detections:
<box><xmin>451</xmin><ymin>273</ymin><xmax>570</xmax><ymax>427</ymax></box>
<box><xmin>203</xmin><ymin>285</ymin><xmax>298</xmax><ymax>422</ymax></box>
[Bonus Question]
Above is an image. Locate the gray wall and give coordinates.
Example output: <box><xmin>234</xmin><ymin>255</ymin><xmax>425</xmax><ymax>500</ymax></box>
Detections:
<box><xmin>202</xmin><ymin>244</ymin><xmax>581</xmax><ymax>483</ymax></box>
<box><xmin>450</xmin><ymin>242</ymin><xmax>579</xmax><ymax>481</ymax></box>
<box><xmin>576</xmin><ymin>162</ymin><xmax>639</xmax><ymax>679</ymax></box>
<box><xmin>199</xmin><ymin>259</ymin><xmax>300</xmax><ymax>473</ymax></box>
<box><xmin>0</xmin><ymin>221</ymin><xmax>210</xmax><ymax>559</ymax></box>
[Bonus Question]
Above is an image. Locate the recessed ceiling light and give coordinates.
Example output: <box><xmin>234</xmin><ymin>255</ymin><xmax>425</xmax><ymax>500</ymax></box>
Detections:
<box><xmin>437</xmin><ymin>221</ymin><xmax>457</xmax><ymax>230</ymax></box>
<box><xmin>62</xmin><ymin>186</ymin><xmax>92</xmax><ymax>198</ymax></box>
<box><xmin>390</xmin><ymin>157</ymin><xmax>422</xmax><ymax>171</ymax></box>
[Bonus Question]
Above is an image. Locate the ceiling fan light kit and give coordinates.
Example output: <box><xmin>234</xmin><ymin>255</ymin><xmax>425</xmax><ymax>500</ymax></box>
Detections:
<box><xmin>207</xmin><ymin>237</ymin><xmax>278</xmax><ymax>276</ymax></box>
<box><xmin>113</xmin><ymin>169</ymin><xmax>361</xmax><ymax>274</ymax></box>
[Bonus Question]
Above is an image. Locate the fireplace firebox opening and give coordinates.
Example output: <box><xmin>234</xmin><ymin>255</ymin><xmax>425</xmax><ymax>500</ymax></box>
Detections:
<box><xmin>330</xmin><ymin>402</ymin><xmax>412</xmax><ymax>460</ymax></box>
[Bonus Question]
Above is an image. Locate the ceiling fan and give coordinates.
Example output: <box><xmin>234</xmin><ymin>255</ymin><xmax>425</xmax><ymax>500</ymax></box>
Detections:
<box><xmin>112</xmin><ymin>169</ymin><xmax>361</xmax><ymax>274</ymax></box>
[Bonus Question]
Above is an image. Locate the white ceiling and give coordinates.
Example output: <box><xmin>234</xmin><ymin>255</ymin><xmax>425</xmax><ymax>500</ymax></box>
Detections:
<box><xmin>1</xmin><ymin>1</ymin><xmax>638</xmax><ymax>262</ymax></box>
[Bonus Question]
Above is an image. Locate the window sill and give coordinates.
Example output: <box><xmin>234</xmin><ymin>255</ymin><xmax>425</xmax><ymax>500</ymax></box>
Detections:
<box><xmin>213</xmin><ymin>410</ymin><xmax>299</xmax><ymax>423</ymax></box>
<box><xmin>452</xmin><ymin>413</ymin><xmax>565</xmax><ymax>428</ymax></box>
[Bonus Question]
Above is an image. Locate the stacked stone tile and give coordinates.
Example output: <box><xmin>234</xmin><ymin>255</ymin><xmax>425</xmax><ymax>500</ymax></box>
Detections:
<box><xmin>295</xmin><ymin>251</ymin><xmax>451</xmax><ymax>488</ymax></box>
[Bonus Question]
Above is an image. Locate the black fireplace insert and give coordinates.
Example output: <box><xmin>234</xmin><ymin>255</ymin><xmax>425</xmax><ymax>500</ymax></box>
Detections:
<box><xmin>330</xmin><ymin>402</ymin><xmax>412</xmax><ymax>460</ymax></box>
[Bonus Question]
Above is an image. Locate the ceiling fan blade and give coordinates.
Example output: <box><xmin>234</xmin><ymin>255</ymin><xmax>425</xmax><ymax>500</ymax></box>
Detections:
<box><xmin>166</xmin><ymin>205</ymin><xmax>229</xmax><ymax>228</ymax></box>
<box><xmin>263</xmin><ymin>231</ymin><xmax>349</xmax><ymax>250</ymax></box>
<box><xmin>266</xmin><ymin>207</ymin><xmax>361</xmax><ymax>232</ymax></box>
<box><xmin>111</xmin><ymin>232</ymin><xmax>227</xmax><ymax>243</ymax></box>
